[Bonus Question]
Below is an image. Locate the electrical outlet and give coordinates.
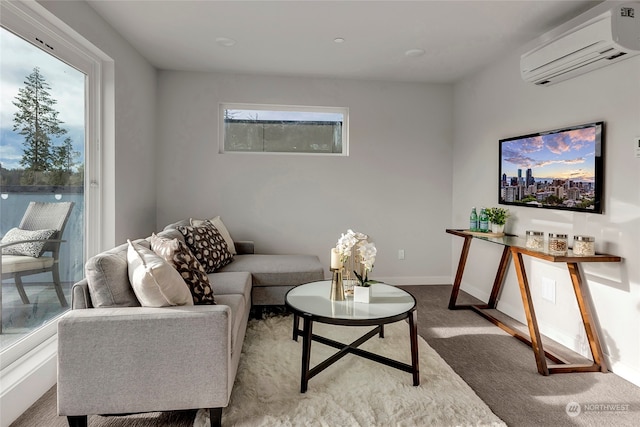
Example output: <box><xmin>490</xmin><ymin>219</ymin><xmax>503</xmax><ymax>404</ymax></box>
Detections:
<box><xmin>635</xmin><ymin>137</ymin><xmax>640</xmax><ymax>158</ymax></box>
<box><xmin>542</xmin><ymin>277</ymin><xmax>556</xmax><ymax>304</ymax></box>
<box><xmin>398</xmin><ymin>249</ymin><xmax>405</xmax><ymax>260</ymax></box>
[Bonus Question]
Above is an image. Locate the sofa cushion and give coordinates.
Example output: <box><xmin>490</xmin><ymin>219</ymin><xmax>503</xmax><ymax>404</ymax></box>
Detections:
<box><xmin>191</xmin><ymin>216</ymin><xmax>236</xmax><ymax>255</ymax></box>
<box><xmin>217</xmin><ymin>254</ymin><xmax>324</xmax><ymax>287</ymax></box>
<box><xmin>1</xmin><ymin>227</ymin><xmax>56</xmax><ymax>257</ymax></box>
<box><xmin>176</xmin><ymin>221</ymin><xmax>233</xmax><ymax>273</ymax></box>
<box><xmin>85</xmin><ymin>242</ymin><xmax>141</xmax><ymax>307</ymax></box>
<box><xmin>127</xmin><ymin>240</ymin><xmax>194</xmax><ymax>307</ymax></box>
<box><xmin>208</xmin><ymin>271</ymin><xmax>252</xmax><ymax>298</ymax></box>
<box><xmin>150</xmin><ymin>233</ymin><xmax>216</xmax><ymax>305</ymax></box>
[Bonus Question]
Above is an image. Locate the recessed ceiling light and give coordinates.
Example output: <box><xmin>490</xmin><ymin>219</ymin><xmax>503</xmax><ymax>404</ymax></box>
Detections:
<box><xmin>216</xmin><ymin>37</ymin><xmax>236</xmax><ymax>47</ymax></box>
<box><xmin>334</xmin><ymin>37</ymin><xmax>345</xmax><ymax>44</ymax></box>
<box><xmin>405</xmin><ymin>48</ymin><xmax>425</xmax><ymax>57</ymax></box>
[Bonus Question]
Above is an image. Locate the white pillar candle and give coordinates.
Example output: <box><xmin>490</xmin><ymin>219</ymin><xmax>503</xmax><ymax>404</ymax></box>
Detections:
<box><xmin>330</xmin><ymin>248</ymin><xmax>343</xmax><ymax>270</ymax></box>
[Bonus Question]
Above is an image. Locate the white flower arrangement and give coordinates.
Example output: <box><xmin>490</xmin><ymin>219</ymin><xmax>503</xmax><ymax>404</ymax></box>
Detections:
<box><xmin>357</xmin><ymin>242</ymin><xmax>377</xmax><ymax>272</ymax></box>
<box><xmin>335</xmin><ymin>229</ymin><xmax>377</xmax><ymax>287</ymax></box>
<box><xmin>336</xmin><ymin>229</ymin><xmax>360</xmax><ymax>262</ymax></box>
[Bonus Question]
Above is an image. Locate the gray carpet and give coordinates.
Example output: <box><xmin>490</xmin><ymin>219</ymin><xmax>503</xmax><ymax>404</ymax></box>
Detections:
<box><xmin>9</xmin><ymin>285</ymin><xmax>640</xmax><ymax>427</ymax></box>
<box><xmin>403</xmin><ymin>285</ymin><xmax>640</xmax><ymax>427</ymax></box>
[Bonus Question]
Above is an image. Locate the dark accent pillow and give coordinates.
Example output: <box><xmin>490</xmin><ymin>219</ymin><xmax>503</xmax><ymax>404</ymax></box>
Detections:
<box><xmin>176</xmin><ymin>220</ymin><xmax>233</xmax><ymax>273</ymax></box>
<box><xmin>150</xmin><ymin>233</ymin><xmax>216</xmax><ymax>305</ymax></box>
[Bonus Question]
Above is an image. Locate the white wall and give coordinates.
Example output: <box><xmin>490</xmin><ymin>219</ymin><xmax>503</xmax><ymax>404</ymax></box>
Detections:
<box><xmin>40</xmin><ymin>0</ymin><xmax>158</xmax><ymax>247</ymax></box>
<box><xmin>156</xmin><ymin>71</ymin><xmax>453</xmax><ymax>284</ymax></box>
<box><xmin>452</xmin><ymin>49</ymin><xmax>640</xmax><ymax>385</ymax></box>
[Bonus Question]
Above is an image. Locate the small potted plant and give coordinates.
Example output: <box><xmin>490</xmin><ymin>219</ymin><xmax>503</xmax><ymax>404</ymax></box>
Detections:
<box><xmin>486</xmin><ymin>207</ymin><xmax>509</xmax><ymax>234</ymax></box>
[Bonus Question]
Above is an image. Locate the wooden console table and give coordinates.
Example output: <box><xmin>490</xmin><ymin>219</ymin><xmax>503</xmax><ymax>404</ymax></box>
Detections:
<box><xmin>446</xmin><ymin>228</ymin><xmax>621</xmax><ymax>376</ymax></box>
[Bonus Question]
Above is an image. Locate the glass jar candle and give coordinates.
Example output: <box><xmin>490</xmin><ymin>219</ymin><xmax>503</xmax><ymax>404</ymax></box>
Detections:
<box><xmin>525</xmin><ymin>231</ymin><xmax>544</xmax><ymax>250</ymax></box>
<box><xmin>548</xmin><ymin>233</ymin><xmax>568</xmax><ymax>255</ymax></box>
<box><xmin>573</xmin><ymin>235</ymin><xmax>595</xmax><ymax>256</ymax></box>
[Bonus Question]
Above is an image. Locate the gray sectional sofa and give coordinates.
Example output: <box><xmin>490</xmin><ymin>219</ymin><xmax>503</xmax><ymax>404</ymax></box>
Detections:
<box><xmin>57</xmin><ymin>218</ymin><xmax>324</xmax><ymax>427</ymax></box>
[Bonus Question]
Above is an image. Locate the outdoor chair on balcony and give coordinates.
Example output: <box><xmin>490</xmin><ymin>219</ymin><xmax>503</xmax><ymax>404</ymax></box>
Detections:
<box><xmin>1</xmin><ymin>201</ymin><xmax>75</xmax><ymax>308</ymax></box>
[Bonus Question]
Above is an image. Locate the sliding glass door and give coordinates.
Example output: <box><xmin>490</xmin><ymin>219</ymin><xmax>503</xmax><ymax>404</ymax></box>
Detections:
<box><xmin>0</xmin><ymin>1</ymin><xmax>101</xmax><ymax>362</ymax></box>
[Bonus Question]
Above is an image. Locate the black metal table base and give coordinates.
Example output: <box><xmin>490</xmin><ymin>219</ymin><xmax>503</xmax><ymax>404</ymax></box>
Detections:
<box><xmin>292</xmin><ymin>312</ymin><xmax>420</xmax><ymax>393</ymax></box>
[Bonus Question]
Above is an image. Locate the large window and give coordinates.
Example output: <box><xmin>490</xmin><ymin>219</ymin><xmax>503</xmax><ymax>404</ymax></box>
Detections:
<box><xmin>0</xmin><ymin>1</ymin><xmax>102</xmax><ymax>367</ymax></box>
<box><xmin>221</xmin><ymin>103</ymin><xmax>348</xmax><ymax>155</ymax></box>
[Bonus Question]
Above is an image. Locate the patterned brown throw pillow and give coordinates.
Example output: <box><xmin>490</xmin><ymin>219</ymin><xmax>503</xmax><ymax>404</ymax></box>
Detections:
<box><xmin>176</xmin><ymin>220</ymin><xmax>233</xmax><ymax>274</ymax></box>
<box><xmin>150</xmin><ymin>233</ymin><xmax>216</xmax><ymax>305</ymax></box>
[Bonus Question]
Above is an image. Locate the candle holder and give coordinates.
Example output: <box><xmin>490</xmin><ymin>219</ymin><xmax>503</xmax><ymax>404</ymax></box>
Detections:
<box><xmin>330</xmin><ymin>268</ymin><xmax>345</xmax><ymax>301</ymax></box>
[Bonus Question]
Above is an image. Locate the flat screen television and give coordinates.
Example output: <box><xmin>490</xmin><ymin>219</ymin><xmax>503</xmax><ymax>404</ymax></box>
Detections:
<box><xmin>499</xmin><ymin>121</ymin><xmax>604</xmax><ymax>214</ymax></box>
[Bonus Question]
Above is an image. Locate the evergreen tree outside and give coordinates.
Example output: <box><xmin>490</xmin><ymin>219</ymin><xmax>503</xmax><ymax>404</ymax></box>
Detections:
<box><xmin>11</xmin><ymin>66</ymin><xmax>78</xmax><ymax>185</ymax></box>
<box><xmin>50</xmin><ymin>137</ymin><xmax>80</xmax><ymax>185</ymax></box>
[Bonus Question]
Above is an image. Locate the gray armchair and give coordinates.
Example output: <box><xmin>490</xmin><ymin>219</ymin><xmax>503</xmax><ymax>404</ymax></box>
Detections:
<box><xmin>1</xmin><ymin>201</ymin><xmax>74</xmax><ymax>308</ymax></box>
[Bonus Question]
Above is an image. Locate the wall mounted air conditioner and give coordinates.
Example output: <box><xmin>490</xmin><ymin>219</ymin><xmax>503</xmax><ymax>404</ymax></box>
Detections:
<box><xmin>521</xmin><ymin>1</ymin><xmax>640</xmax><ymax>85</ymax></box>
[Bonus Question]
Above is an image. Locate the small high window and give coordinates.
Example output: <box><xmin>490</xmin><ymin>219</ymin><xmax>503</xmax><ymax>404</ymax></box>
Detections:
<box><xmin>220</xmin><ymin>103</ymin><xmax>348</xmax><ymax>155</ymax></box>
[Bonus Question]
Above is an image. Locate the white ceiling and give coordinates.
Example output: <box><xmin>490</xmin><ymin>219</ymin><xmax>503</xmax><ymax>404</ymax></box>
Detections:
<box><xmin>87</xmin><ymin>0</ymin><xmax>601</xmax><ymax>84</ymax></box>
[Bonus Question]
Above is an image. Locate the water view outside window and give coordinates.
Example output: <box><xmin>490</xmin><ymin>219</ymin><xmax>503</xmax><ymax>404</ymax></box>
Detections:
<box><xmin>0</xmin><ymin>27</ymin><xmax>85</xmax><ymax>350</ymax></box>
<box><xmin>221</xmin><ymin>104</ymin><xmax>348</xmax><ymax>154</ymax></box>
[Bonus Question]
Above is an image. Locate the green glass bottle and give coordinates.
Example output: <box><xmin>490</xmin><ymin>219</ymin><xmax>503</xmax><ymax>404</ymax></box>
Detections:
<box><xmin>469</xmin><ymin>207</ymin><xmax>478</xmax><ymax>232</ymax></box>
<box><xmin>479</xmin><ymin>208</ymin><xmax>489</xmax><ymax>232</ymax></box>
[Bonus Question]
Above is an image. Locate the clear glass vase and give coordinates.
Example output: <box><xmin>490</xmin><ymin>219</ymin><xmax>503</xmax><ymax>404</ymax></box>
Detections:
<box><xmin>342</xmin><ymin>247</ymin><xmax>365</xmax><ymax>297</ymax></box>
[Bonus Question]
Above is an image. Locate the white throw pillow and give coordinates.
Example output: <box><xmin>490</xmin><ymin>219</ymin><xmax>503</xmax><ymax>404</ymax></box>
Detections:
<box><xmin>190</xmin><ymin>216</ymin><xmax>236</xmax><ymax>255</ymax></box>
<box><xmin>126</xmin><ymin>240</ymin><xmax>194</xmax><ymax>307</ymax></box>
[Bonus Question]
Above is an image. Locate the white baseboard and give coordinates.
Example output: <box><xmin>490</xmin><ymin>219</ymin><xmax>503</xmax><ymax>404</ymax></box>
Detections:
<box><xmin>607</xmin><ymin>359</ymin><xmax>640</xmax><ymax>388</ymax></box>
<box><xmin>0</xmin><ymin>336</ymin><xmax>57</xmax><ymax>427</ymax></box>
<box><xmin>460</xmin><ymin>282</ymin><xmax>492</xmax><ymax>303</ymax></box>
<box><xmin>377</xmin><ymin>276</ymin><xmax>452</xmax><ymax>286</ymax></box>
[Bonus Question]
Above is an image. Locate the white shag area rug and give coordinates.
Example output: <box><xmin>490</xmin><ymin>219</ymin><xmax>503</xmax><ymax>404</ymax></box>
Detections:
<box><xmin>195</xmin><ymin>315</ymin><xmax>505</xmax><ymax>427</ymax></box>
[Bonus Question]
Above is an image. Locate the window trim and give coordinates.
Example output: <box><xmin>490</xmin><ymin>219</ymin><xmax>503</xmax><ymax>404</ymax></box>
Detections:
<box><xmin>0</xmin><ymin>0</ymin><xmax>104</xmax><ymax>368</ymax></box>
<box><xmin>219</xmin><ymin>102</ymin><xmax>349</xmax><ymax>156</ymax></box>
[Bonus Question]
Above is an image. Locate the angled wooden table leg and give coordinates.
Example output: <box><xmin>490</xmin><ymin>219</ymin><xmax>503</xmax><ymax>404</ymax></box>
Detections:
<box><xmin>448</xmin><ymin>233</ymin><xmax>473</xmax><ymax>309</ymax></box>
<box><xmin>512</xmin><ymin>248</ymin><xmax>549</xmax><ymax>375</ymax></box>
<box><xmin>449</xmin><ymin>233</ymin><xmax>510</xmax><ymax>310</ymax></box>
<box><xmin>488</xmin><ymin>245</ymin><xmax>511</xmax><ymax>308</ymax></box>
<box><xmin>557</xmin><ymin>262</ymin><xmax>608</xmax><ymax>373</ymax></box>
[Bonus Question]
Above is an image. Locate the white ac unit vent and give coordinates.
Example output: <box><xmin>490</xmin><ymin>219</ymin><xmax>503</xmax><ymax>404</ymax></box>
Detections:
<box><xmin>521</xmin><ymin>1</ymin><xmax>640</xmax><ymax>85</ymax></box>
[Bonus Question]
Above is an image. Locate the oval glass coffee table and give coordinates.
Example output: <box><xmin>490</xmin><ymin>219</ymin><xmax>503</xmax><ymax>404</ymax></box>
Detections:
<box><xmin>285</xmin><ymin>280</ymin><xmax>419</xmax><ymax>393</ymax></box>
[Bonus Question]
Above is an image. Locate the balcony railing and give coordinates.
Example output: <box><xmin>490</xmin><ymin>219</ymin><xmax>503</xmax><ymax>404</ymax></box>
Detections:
<box><xmin>1</xmin><ymin>190</ymin><xmax>83</xmax><ymax>350</ymax></box>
